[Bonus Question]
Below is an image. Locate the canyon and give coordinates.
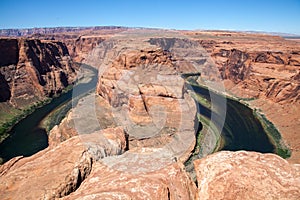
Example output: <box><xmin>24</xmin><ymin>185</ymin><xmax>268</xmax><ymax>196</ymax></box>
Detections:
<box><xmin>0</xmin><ymin>37</ymin><xmax>77</xmax><ymax>143</ymax></box>
<box><xmin>0</xmin><ymin>27</ymin><xmax>299</xmax><ymax>199</ymax></box>
<box><xmin>184</xmin><ymin>31</ymin><xmax>300</xmax><ymax>162</ymax></box>
<box><xmin>0</xmin><ymin>38</ymin><xmax>77</xmax><ymax>107</ymax></box>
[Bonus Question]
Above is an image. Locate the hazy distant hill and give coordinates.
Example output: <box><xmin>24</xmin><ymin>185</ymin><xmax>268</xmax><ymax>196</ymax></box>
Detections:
<box><xmin>0</xmin><ymin>26</ymin><xmax>124</xmax><ymax>37</ymax></box>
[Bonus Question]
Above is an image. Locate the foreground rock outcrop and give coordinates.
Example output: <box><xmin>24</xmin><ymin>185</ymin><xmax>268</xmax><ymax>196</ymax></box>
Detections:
<box><xmin>194</xmin><ymin>151</ymin><xmax>300</xmax><ymax>200</ymax></box>
<box><xmin>0</xmin><ymin>38</ymin><xmax>77</xmax><ymax>108</ymax></box>
<box><xmin>62</xmin><ymin>161</ymin><xmax>196</xmax><ymax>200</ymax></box>
<box><xmin>0</xmin><ymin>126</ymin><xmax>197</xmax><ymax>200</ymax></box>
<box><xmin>1</xmin><ymin>141</ymin><xmax>300</xmax><ymax>199</ymax></box>
<box><xmin>0</xmin><ymin>127</ymin><xmax>126</xmax><ymax>199</ymax></box>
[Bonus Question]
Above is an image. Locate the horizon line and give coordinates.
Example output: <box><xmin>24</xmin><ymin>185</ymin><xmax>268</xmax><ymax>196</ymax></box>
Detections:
<box><xmin>0</xmin><ymin>25</ymin><xmax>299</xmax><ymax>37</ymax></box>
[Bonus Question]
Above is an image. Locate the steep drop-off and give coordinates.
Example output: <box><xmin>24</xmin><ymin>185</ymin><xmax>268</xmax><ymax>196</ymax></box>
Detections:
<box><xmin>0</xmin><ymin>38</ymin><xmax>77</xmax><ymax>141</ymax></box>
<box><xmin>184</xmin><ymin>31</ymin><xmax>300</xmax><ymax>162</ymax></box>
<box><xmin>0</xmin><ymin>38</ymin><xmax>77</xmax><ymax>107</ymax></box>
<box><xmin>211</xmin><ymin>48</ymin><xmax>300</xmax><ymax>102</ymax></box>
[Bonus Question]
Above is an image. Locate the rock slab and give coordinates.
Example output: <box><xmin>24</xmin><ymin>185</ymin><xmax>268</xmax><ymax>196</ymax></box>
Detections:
<box><xmin>194</xmin><ymin>151</ymin><xmax>300</xmax><ymax>200</ymax></box>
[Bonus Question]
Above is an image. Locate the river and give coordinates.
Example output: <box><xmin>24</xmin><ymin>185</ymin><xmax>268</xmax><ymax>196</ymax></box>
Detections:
<box><xmin>189</xmin><ymin>82</ymin><xmax>291</xmax><ymax>160</ymax></box>
<box><xmin>0</xmin><ymin>65</ymin><xmax>287</xmax><ymax>164</ymax></box>
<box><xmin>0</xmin><ymin>64</ymin><xmax>98</xmax><ymax>163</ymax></box>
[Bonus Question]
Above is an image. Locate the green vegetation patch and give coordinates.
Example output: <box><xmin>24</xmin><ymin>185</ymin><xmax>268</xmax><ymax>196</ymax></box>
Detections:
<box><xmin>254</xmin><ymin>111</ymin><xmax>291</xmax><ymax>158</ymax></box>
<box><xmin>0</xmin><ymin>98</ymin><xmax>52</xmax><ymax>143</ymax></box>
<box><xmin>0</xmin><ymin>85</ymin><xmax>74</xmax><ymax>143</ymax></box>
<box><xmin>40</xmin><ymin>101</ymin><xmax>72</xmax><ymax>132</ymax></box>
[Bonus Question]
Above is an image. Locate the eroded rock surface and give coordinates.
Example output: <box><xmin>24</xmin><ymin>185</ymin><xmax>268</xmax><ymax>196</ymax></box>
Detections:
<box><xmin>0</xmin><ymin>38</ymin><xmax>77</xmax><ymax>108</ymax></box>
<box><xmin>65</xmin><ymin>36</ymin><xmax>105</xmax><ymax>62</ymax></box>
<box><xmin>184</xmin><ymin>31</ymin><xmax>300</xmax><ymax>163</ymax></box>
<box><xmin>0</xmin><ymin>127</ymin><xmax>126</xmax><ymax>199</ymax></box>
<box><xmin>194</xmin><ymin>151</ymin><xmax>300</xmax><ymax>200</ymax></box>
<box><xmin>93</xmin><ymin>35</ymin><xmax>207</xmax><ymax>165</ymax></box>
<box><xmin>186</xmin><ymin>31</ymin><xmax>300</xmax><ymax>103</ymax></box>
<box><xmin>62</xmin><ymin>161</ymin><xmax>196</xmax><ymax>200</ymax></box>
<box><xmin>212</xmin><ymin>48</ymin><xmax>300</xmax><ymax>103</ymax></box>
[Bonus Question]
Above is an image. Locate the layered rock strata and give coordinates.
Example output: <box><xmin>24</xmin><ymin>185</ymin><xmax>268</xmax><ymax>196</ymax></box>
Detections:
<box><xmin>184</xmin><ymin>31</ymin><xmax>300</xmax><ymax>163</ymax></box>
<box><xmin>0</xmin><ymin>38</ymin><xmax>77</xmax><ymax>108</ymax></box>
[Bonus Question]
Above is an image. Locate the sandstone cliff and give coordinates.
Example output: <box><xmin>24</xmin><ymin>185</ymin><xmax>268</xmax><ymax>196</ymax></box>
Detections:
<box><xmin>26</xmin><ymin>28</ymin><xmax>125</xmax><ymax>62</ymax></box>
<box><xmin>184</xmin><ymin>31</ymin><xmax>300</xmax><ymax>163</ymax></box>
<box><xmin>211</xmin><ymin>48</ymin><xmax>300</xmax><ymax>103</ymax></box>
<box><xmin>0</xmin><ymin>38</ymin><xmax>77</xmax><ymax>108</ymax></box>
<box><xmin>28</xmin><ymin>33</ymin><xmax>114</xmax><ymax>63</ymax></box>
<box><xmin>186</xmin><ymin>31</ymin><xmax>300</xmax><ymax>103</ymax></box>
<box><xmin>63</xmin><ymin>35</ymin><xmax>105</xmax><ymax>62</ymax></box>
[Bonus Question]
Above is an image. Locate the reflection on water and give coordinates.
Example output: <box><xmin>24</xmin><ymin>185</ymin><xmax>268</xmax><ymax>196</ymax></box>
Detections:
<box><xmin>191</xmin><ymin>84</ymin><xmax>275</xmax><ymax>153</ymax></box>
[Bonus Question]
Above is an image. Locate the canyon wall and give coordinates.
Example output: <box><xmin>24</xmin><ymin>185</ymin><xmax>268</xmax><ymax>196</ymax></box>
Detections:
<box><xmin>0</xmin><ymin>27</ymin><xmax>126</xmax><ymax>63</ymax></box>
<box><xmin>0</xmin><ymin>38</ymin><xmax>77</xmax><ymax>108</ymax></box>
<box><xmin>211</xmin><ymin>47</ymin><xmax>300</xmax><ymax>103</ymax></box>
<box><xmin>188</xmin><ymin>32</ymin><xmax>300</xmax><ymax>103</ymax></box>
<box><xmin>185</xmin><ymin>31</ymin><xmax>300</xmax><ymax>162</ymax></box>
<box><xmin>63</xmin><ymin>36</ymin><xmax>105</xmax><ymax>62</ymax></box>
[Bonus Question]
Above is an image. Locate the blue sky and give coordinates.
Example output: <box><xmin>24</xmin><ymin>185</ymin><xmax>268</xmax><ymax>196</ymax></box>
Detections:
<box><xmin>0</xmin><ymin>0</ymin><xmax>300</xmax><ymax>34</ymax></box>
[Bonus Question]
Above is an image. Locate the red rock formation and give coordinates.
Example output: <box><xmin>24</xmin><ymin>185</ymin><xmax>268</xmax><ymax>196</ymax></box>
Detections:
<box><xmin>0</xmin><ymin>127</ymin><xmax>126</xmax><ymax>199</ymax></box>
<box><xmin>65</xmin><ymin>36</ymin><xmax>105</xmax><ymax>62</ymax></box>
<box><xmin>188</xmin><ymin>32</ymin><xmax>300</xmax><ymax>103</ymax></box>
<box><xmin>215</xmin><ymin>48</ymin><xmax>300</xmax><ymax>102</ymax></box>
<box><xmin>21</xmin><ymin>27</ymin><xmax>126</xmax><ymax>62</ymax></box>
<box><xmin>0</xmin><ymin>122</ymin><xmax>198</xmax><ymax>200</ymax></box>
<box><xmin>96</xmin><ymin>43</ymin><xmax>197</xmax><ymax>163</ymax></box>
<box><xmin>2</xmin><ymin>138</ymin><xmax>300</xmax><ymax>199</ymax></box>
<box><xmin>184</xmin><ymin>31</ymin><xmax>300</xmax><ymax>163</ymax></box>
<box><xmin>213</xmin><ymin>49</ymin><xmax>251</xmax><ymax>82</ymax></box>
<box><xmin>194</xmin><ymin>151</ymin><xmax>300</xmax><ymax>200</ymax></box>
<box><xmin>0</xmin><ymin>38</ymin><xmax>77</xmax><ymax>108</ymax></box>
<box><xmin>48</xmin><ymin>110</ymin><xmax>79</xmax><ymax>147</ymax></box>
<box><xmin>62</xmin><ymin>161</ymin><xmax>197</xmax><ymax>200</ymax></box>
<box><xmin>48</xmin><ymin>94</ymin><xmax>118</xmax><ymax>147</ymax></box>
